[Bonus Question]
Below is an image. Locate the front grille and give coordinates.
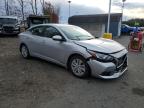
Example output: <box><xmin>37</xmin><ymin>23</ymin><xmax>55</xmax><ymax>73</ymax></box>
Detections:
<box><xmin>3</xmin><ymin>26</ymin><xmax>14</xmax><ymax>33</ymax></box>
<box><xmin>100</xmin><ymin>54</ymin><xmax>127</xmax><ymax>76</ymax></box>
<box><xmin>117</xmin><ymin>54</ymin><xmax>127</xmax><ymax>67</ymax></box>
<box><xmin>112</xmin><ymin>54</ymin><xmax>127</xmax><ymax>67</ymax></box>
<box><xmin>116</xmin><ymin>54</ymin><xmax>127</xmax><ymax>72</ymax></box>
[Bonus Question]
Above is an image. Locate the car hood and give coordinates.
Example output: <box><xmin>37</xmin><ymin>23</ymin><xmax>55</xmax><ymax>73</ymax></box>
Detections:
<box><xmin>74</xmin><ymin>38</ymin><xmax>125</xmax><ymax>53</ymax></box>
<box><xmin>129</xmin><ymin>27</ymin><xmax>141</xmax><ymax>30</ymax></box>
<box><xmin>2</xmin><ymin>24</ymin><xmax>15</xmax><ymax>27</ymax></box>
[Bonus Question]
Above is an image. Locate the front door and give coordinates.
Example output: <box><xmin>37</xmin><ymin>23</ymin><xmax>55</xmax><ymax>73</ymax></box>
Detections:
<box><xmin>42</xmin><ymin>26</ymin><xmax>68</xmax><ymax>64</ymax></box>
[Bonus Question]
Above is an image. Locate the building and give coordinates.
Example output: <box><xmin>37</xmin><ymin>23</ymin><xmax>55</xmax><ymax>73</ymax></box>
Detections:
<box><xmin>68</xmin><ymin>13</ymin><xmax>122</xmax><ymax>37</ymax></box>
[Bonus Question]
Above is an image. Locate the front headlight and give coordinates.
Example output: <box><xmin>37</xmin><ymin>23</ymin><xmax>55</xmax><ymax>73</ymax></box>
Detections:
<box><xmin>15</xmin><ymin>27</ymin><xmax>19</xmax><ymax>30</ymax></box>
<box><xmin>87</xmin><ymin>50</ymin><xmax>114</xmax><ymax>62</ymax></box>
<box><xmin>15</xmin><ymin>25</ymin><xmax>20</xmax><ymax>30</ymax></box>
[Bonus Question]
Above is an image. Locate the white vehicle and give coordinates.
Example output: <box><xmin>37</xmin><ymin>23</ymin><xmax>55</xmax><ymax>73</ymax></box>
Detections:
<box><xmin>0</xmin><ymin>16</ymin><xmax>20</xmax><ymax>35</ymax></box>
<box><xmin>19</xmin><ymin>24</ymin><xmax>128</xmax><ymax>79</ymax></box>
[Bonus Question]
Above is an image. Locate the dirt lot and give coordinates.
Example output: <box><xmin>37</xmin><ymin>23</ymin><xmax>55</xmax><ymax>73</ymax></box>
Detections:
<box><xmin>0</xmin><ymin>36</ymin><xmax>144</xmax><ymax>108</ymax></box>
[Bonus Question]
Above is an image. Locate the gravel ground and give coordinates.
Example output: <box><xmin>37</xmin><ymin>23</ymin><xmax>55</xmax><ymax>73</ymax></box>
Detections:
<box><xmin>0</xmin><ymin>36</ymin><xmax>144</xmax><ymax>108</ymax></box>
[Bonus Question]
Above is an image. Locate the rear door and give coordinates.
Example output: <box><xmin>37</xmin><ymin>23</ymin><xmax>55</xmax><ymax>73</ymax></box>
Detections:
<box><xmin>27</xmin><ymin>26</ymin><xmax>45</xmax><ymax>56</ymax></box>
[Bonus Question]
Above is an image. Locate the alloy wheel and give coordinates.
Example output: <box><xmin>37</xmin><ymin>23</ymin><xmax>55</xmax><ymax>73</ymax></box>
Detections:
<box><xmin>21</xmin><ymin>45</ymin><xmax>29</xmax><ymax>58</ymax></box>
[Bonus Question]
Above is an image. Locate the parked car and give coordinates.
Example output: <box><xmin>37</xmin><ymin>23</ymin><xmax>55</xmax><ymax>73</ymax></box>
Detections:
<box><xmin>121</xmin><ymin>24</ymin><xmax>141</xmax><ymax>34</ymax></box>
<box><xmin>19</xmin><ymin>24</ymin><xmax>128</xmax><ymax>79</ymax></box>
<box><xmin>27</xmin><ymin>15</ymin><xmax>51</xmax><ymax>28</ymax></box>
<box><xmin>0</xmin><ymin>16</ymin><xmax>20</xmax><ymax>35</ymax></box>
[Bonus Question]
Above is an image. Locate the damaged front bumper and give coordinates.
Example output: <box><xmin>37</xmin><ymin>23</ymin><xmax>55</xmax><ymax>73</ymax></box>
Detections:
<box><xmin>87</xmin><ymin>50</ymin><xmax>128</xmax><ymax>79</ymax></box>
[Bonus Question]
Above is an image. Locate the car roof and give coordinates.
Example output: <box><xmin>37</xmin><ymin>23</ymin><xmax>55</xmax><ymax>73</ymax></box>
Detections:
<box><xmin>33</xmin><ymin>23</ymin><xmax>74</xmax><ymax>27</ymax></box>
<box><xmin>28</xmin><ymin>23</ymin><xmax>75</xmax><ymax>30</ymax></box>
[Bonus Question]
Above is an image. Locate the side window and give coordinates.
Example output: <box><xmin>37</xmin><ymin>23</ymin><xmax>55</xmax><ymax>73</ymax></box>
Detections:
<box><xmin>31</xmin><ymin>26</ymin><xmax>44</xmax><ymax>36</ymax></box>
<box><xmin>44</xmin><ymin>26</ymin><xmax>61</xmax><ymax>38</ymax></box>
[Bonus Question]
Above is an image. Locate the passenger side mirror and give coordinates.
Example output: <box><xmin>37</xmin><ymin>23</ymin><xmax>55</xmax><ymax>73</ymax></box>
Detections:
<box><xmin>52</xmin><ymin>35</ymin><xmax>65</xmax><ymax>41</ymax></box>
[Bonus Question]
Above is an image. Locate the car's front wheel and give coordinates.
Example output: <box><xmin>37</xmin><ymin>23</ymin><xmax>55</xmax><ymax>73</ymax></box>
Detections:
<box><xmin>69</xmin><ymin>55</ymin><xmax>90</xmax><ymax>78</ymax></box>
<box><xmin>20</xmin><ymin>44</ymin><xmax>30</xmax><ymax>59</ymax></box>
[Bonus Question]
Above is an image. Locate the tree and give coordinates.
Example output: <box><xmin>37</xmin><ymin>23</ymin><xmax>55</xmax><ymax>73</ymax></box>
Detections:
<box><xmin>29</xmin><ymin>0</ymin><xmax>38</xmax><ymax>15</ymax></box>
<box><xmin>35</xmin><ymin>0</ymin><xmax>38</xmax><ymax>15</ymax></box>
<box><xmin>123</xmin><ymin>19</ymin><xmax>144</xmax><ymax>27</ymax></box>
<box><xmin>42</xmin><ymin>1</ymin><xmax>60</xmax><ymax>22</ymax></box>
<box><xmin>43</xmin><ymin>2</ymin><xmax>54</xmax><ymax>15</ymax></box>
<box><xmin>40</xmin><ymin>0</ymin><xmax>45</xmax><ymax>14</ymax></box>
<box><xmin>17</xmin><ymin>0</ymin><xmax>24</xmax><ymax>20</ymax></box>
<box><xmin>4</xmin><ymin>0</ymin><xmax>9</xmax><ymax>15</ymax></box>
<box><xmin>4</xmin><ymin>0</ymin><xmax>20</xmax><ymax>16</ymax></box>
<box><xmin>0</xmin><ymin>0</ymin><xmax>6</xmax><ymax>15</ymax></box>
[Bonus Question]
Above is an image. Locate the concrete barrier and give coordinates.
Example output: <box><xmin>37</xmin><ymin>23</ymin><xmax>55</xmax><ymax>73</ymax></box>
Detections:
<box><xmin>103</xmin><ymin>33</ymin><xmax>112</xmax><ymax>39</ymax></box>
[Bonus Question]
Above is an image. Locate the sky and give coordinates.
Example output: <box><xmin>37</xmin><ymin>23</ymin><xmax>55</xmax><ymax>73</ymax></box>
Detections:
<box><xmin>1</xmin><ymin>0</ymin><xmax>144</xmax><ymax>23</ymax></box>
<box><xmin>52</xmin><ymin>0</ymin><xmax>144</xmax><ymax>23</ymax></box>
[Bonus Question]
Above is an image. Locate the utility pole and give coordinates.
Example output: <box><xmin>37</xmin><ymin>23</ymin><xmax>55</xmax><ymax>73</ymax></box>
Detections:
<box><xmin>68</xmin><ymin>1</ymin><xmax>71</xmax><ymax>18</ymax></box>
<box><xmin>107</xmin><ymin>0</ymin><xmax>112</xmax><ymax>33</ymax></box>
<box><xmin>122</xmin><ymin>0</ymin><xmax>126</xmax><ymax>21</ymax></box>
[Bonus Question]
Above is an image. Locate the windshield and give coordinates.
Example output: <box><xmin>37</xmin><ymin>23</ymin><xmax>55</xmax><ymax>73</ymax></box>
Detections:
<box><xmin>0</xmin><ymin>18</ymin><xmax>17</xmax><ymax>24</ymax></box>
<box><xmin>31</xmin><ymin>18</ymin><xmax>49</xmax><ymax>24</ymax></box>
<box><xmin>60</xmin><ymin>25</ymin><xmax>95</xmax><ymax>40</ymax></box>
<box><xmin>123</xmin><ymin>24</ymin><xmax>130</xmax><ymax>28</ymax></box>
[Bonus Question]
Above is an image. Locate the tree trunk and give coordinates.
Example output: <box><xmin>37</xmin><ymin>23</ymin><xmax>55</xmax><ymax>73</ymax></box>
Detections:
<box><xmin>30</xmin><ymin>0</ymin><xmax>36</xmax><ymax>15</ymax></box>
<box><xmin>21</xmin><ymin>1</ymin><xmax>24</xmax><ymax>20</ymax></box>
<box><xmin>35</xmin><ymin>0</ymin><xmax>37</xmax><ymax>15</ymax></box>
<box><xmin>4</xmin><ymin>0</ymin><xmax>9</xmax><ymax>15</ymax></box>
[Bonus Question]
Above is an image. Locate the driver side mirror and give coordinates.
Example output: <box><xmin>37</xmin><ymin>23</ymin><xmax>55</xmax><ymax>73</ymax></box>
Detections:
<box><xmin>52</xmin><ymin>35</ymin><xmax>65</xmax><ymax>41</ymax></box>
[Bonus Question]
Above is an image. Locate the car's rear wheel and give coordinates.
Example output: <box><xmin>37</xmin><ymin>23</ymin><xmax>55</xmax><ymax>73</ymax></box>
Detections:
<box><xmin>20</xmin><ymin>45</ymin><xmax>30</xmax><ymax>59</ymax></box>
<box><xmin>69</xmin><ymin>55</ymin><xmax>90</xmax><ymax>78</ymax></box>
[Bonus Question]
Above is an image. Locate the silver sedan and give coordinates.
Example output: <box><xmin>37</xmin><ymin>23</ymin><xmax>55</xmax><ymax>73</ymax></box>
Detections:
<box><xmin>19</xmin><ymin>24</ymin><xmax>128</xmax><ymax>79</ymax></box>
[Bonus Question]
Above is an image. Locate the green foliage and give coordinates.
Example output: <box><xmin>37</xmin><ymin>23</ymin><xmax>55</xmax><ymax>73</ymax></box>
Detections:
<box><xmin>123</xmin><ymin>18</ymin><xmax>144</xmax><ymax>27</ymax></box>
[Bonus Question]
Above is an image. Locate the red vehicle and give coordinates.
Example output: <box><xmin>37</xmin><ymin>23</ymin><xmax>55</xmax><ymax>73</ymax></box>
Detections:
<box><xmin>128</xmin><ymin>32</ymin><xmax>143</xmax><ymax>52</ymax></box>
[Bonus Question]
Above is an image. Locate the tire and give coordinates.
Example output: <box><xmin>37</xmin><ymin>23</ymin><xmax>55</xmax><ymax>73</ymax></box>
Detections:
<box><xmin>20</xmin><ymin>44</ymin><xmax>30</xmax><ymax>59</ymax></box>
<box><xmin>68</xmin><ymin>55</ymin><xmax>90</xmax><ymax>78</ymax></box>
<box><xmin>140</xmin><ymin>44</ymin><xmax>143</xmax><ymax>52</ymax></box>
